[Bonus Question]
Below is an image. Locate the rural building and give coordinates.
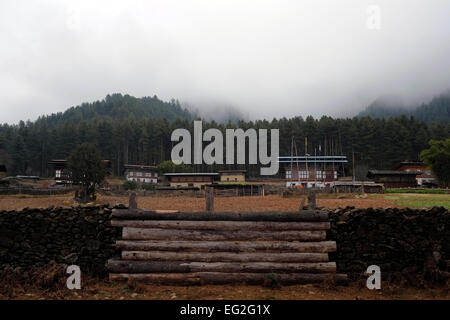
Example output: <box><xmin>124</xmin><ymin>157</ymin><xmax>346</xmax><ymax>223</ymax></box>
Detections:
<box><xmin>164</xmin><ymin>173</ymin><xmax>219</xmax><ymax>188</ymax></box>
<box><xmin>48</xmin><ymin>159</ymin><xmax>111</xmax><ymax>184</ymax></box>
<box><xmin>278</xmin><ymin>155</ymin><xmax>348</xmax><ymax>187</ymax></box>
<box><xmin>48</xmin><ymin>160</ymin><xmax>71</xmax><ymax>184</ymax></box>
<box><xmin>218</xmin><ymin>170</ymin><xmax>246</xmax><ymax>183</ymax></box>
<box><xmin>394</xmin><ymin>160</ymin><xmax>437</xmax><ymax>187</ymax></box>
<box><xmin>124</xmin><ymin>165</ymin><xmax>158</xmax><ymax>184</ymax></box>
<box><xmin>366</xmin><ymin>170</ymin><xmax>419</xmax><ymax>188</ymax></box>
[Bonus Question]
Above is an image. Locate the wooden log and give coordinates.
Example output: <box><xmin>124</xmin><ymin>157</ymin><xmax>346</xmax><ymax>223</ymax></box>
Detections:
<box><xmin>111</xmin><ymin>220</ymin><xmax>331</xmax><ymax>231</ymax></box>
<box><xmin>121</xmin><ymin>251</ymin><xmax>330</xmax><ymax>263</ymax></box>
<box><xmin>122</xmin><ymin>227</ymin><xmax>326</xmax><ymax>241</ymax></box>
<box><xmin>107</xmin><ymin>259</ymin><xmax>336</xmax><ymax>273</ymax></box>
<box><xmin>111</xmin><ymin>209</ymin><xmax>329</xmax><ymax>222</ymax></box>
<box><xmin>109</xmin><ymin>272</ymin><xmax>348</xmax><ymax>285</ymax></box>
<box><xmin>114</xmin><ymin>240</ymin><xmax>337</xmax><ymax>253</ymax></box>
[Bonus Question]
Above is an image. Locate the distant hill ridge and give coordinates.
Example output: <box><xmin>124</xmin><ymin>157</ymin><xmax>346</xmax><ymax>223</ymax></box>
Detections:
<box><xmin>36</xmin><ymin>93</ymin><xmax>194</xmax><ymax>126</ymax></box>
<box><xmin>358</xmin><ymin>91</ymin><xmax>450</xmax><ymax>124</ymax></box>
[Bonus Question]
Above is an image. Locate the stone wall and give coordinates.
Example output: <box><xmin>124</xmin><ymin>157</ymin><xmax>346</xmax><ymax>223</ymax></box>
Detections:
<box><xmin>328</xmin><ymin>206</ymin><xmax>449</xmax><ymax>280</ymax></box>
<box><xmin>0</xmin><ymin>205</ymin><xmax>122</xmax><ymax>276</ymax></box>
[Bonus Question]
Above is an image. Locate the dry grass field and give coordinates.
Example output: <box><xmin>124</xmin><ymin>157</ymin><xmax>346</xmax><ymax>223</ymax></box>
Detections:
<box><xmin>0</xmin><ymin>193</ymin><xmax>402</xmax><ymax>211</ymax></box>
<box><xmin>1</xmin><ymin>192</ymin><xmax>449</xmax><ymax>212</ymax></box>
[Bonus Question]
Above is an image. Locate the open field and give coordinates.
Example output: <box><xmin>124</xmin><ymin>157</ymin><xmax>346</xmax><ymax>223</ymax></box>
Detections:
<box><xmin>1</xmin><ymin>192</ymin><xmax>449</xmax><ymax>211</ymax></box>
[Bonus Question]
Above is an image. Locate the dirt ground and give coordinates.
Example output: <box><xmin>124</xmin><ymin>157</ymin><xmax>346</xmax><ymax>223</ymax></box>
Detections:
<box><xmin>0</xmin><ymin>193</ymin><xmax>401</xmax><ymax>211</ymax></box>
<box><xmin>2</xmin><ymin>279</ymin><xmax>449</xmax><ymax>300</ymax></box>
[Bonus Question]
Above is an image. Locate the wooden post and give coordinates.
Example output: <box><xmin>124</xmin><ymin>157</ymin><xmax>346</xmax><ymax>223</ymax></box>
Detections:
<box><xmin>299</xmin><ymin>197</ymin><xmax>306</xmax><ymax>211</ymax></box>
<box><xmin>307</xmin><ymin>190</ymin><xmax>316</xmax><ymax>209</ymax></box>
<box><xmin>129</xmin><ymin>192</ymin><xmax>138</xmax><ymax>210</ymax></box>
<box><xmin>205</xmin><ymin>186</ymin><xmax>214</xmax><ymax>212</ymax></box>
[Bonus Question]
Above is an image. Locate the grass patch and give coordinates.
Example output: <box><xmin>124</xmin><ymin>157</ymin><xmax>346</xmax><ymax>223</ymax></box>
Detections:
<box><xmin>389</xmin><ymin>194</ymin><xmax>450</xmax><ymax>209</ymax></box>
<box><xmin>384</xmin><ymin>189</ymin><xmax>448</xmax><ymax>194</ymax></box>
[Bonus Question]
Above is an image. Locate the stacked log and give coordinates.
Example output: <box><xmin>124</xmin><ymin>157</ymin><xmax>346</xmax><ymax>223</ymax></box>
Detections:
<box><xmin>108</xmin><ymin>209</ymin><xmax>347</xmax><ymax>285</ymax></box>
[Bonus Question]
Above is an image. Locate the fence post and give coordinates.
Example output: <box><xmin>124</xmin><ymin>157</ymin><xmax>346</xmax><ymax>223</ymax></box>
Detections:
<box><xmin>205</xmin><ymin>186</ymin><xmax>214</xmax><ymax>212</ymax></box>
<box><xmin>307</xmin><ymin>189</ymin><xmax>317</xmax><ymax>209</ymax></box>
<box><xmin>129</xmin><ymin>192</ymin><xmax>138</xmax><ymax>210</ymax></box>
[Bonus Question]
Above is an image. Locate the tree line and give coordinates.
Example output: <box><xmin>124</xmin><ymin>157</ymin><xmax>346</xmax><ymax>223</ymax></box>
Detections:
<box><xmin>1</xmin><ymin>113</ymin><xmax>448</xmax><ymax>178</ymax></box>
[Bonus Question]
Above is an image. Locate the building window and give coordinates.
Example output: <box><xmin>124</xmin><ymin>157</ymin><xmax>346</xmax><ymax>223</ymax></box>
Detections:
<box><xmin>316</xmin><ymin>171</ymin><xmax>323</xmax><ymax>179</ymax></box>
<box><xmin>55</xmin><ymin>170</ymin><xmax>61</xmax><ymax>178</ymax></box>
<box><xmin>137</xmin><ymin>172</ymin><xmax>142</xmax><ymax>177</ymax></box>
<box><xmin>285</xmin><ymin>170</ymin><xmax>292</xmax><ymax>179</ymax></box>
<box><xmin>334</xmin><ymin>171</ymin><xmax>337</xmax><ymax>179</ymax></box>
<box><xmin>299</xmin><ymin>171</ymin><xmax>309</xmax><ymax>179</ymax></box>
<box><xmin>145</xmin><ymin>172</ymin><xmax>151</xmax><ymax>177</ymax></box>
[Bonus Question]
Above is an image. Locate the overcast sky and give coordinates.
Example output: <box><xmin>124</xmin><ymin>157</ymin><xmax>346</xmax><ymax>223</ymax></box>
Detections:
<box><xmin>1</xmin><ymin>0</ymin><xmax>450</xmax><ymax>124</ymax></box>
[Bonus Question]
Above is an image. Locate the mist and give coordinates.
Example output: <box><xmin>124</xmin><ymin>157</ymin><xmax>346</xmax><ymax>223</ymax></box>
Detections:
<box><xmin>1</xmin><ymin>0</ymin><xmax>450</xmax><ymax>124</ymax></box>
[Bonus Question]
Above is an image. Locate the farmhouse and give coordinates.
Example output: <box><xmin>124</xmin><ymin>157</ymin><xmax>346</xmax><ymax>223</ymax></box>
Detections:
<box><xmin>394</xmin><ymin>160</ymin><xmax>437</xmax><ymax>187</ymax></box>
<box><xmin>278</xmin><ymin>155</ymin><xmax>348</xmax><ymax>187</ymax></box>
<box><xmin>124</xmin><ymin>165</ymin><xmax>158</xmax><ymax>184</ymax></box>
<box><xmin>164</xmin><ymin>173</ymin><xmax>219</xmax><ymax>188</ymax></box>
<box><xmin>367</xmin><ymin>170</ymin><xmax>419</xmax><ymax>188</ymax></box>
<box><xmin>218</xmin><ymin>170</ymin><xmax>246</xmax><ymax>183</ymax></box>
<box><xmin>48</xmin><ymin>160</ymin><xmax>71</xmax><ymax>184</ymax></box>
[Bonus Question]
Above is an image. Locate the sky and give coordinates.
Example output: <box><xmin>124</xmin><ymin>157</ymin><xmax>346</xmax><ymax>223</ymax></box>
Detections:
<box><xmin>1</xmin><ymin>0</ymin><xmax>450</xmax><ymax>124</ymax></box>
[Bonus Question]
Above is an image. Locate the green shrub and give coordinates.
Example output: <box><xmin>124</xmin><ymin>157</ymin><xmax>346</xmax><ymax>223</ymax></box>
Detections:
<box><xmin>141</xmin><ymin>183</ymin><xmax>156</xmax><ymax>191</ymax></box>
<box><xmin>122</xmin><ymin>180</ymin><xmax>138</xmax><ymax>190</ymax></box>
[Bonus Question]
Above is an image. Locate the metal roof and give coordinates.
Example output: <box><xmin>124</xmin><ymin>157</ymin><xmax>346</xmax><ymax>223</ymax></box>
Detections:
<box><xmin>164</xmin><ymin>173</ymin><xmax>219</xmax><ymax>176</ymax></box>
<box><xmin>278</xmin><ymin>155</ymin><xmax>348</xmax><ymax>163</ymax></box>
<box><xmin>367</xmin><ymin>170</ymin><xmax>421</xmax><ymax>175</ymax></box>
<box><xmin>124</xmin><ymin>164</ymin><xmax>158</xmax><ymax>170</ymax></box>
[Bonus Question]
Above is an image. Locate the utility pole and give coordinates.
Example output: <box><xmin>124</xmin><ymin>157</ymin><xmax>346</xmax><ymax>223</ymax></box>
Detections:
<box><xmin>305</xmin><ymin>137</ymin><xmax>308</xmax><ymax>181</ymax></box>
<box><xmin>352</xmin><ymin>149</ymin><xmax>356</xmax><ymax>182</ymax></box>
<box><xmin>290</xmin><ymin>136</ymin><xmax>294</xmax><ymax>187</ymax></box>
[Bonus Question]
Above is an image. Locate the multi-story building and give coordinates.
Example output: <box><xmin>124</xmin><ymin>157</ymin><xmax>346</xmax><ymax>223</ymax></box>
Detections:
<box><xmin>278</xmin><ymin>155</ymin><xmax>348</xmax><ymax>187</ymax></box>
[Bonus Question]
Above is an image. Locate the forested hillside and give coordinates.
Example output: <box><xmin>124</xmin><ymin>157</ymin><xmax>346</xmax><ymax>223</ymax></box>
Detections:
<box><xmin>358</xmin><ymin>92</ymin><xmax>450</xmax><ymax>124</ymax></box>
<box><xmin>36</xmin><ymin>93</ymin><xmax>194</xmax><ymax>127</ymax></box>
<box><xmin>1</xmin><ymin>92</ymin><xmax>449</xmax><ymax>178</ymax></box>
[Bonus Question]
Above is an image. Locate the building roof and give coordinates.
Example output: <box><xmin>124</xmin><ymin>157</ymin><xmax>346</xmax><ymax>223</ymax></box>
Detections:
<box><xmin>331</xmin><ymin>181</ymin><xmax>383</xmax><ymax>186</ymax></box>
<box><xmin>124</xmin><ymin>164</ymin><xmax>158</xmax><ymax>171</ymax></box>
<box><xmin>367</xmin><ymin>170</ymin><xmax>421</xmax><ymax>176</ymax></box>
<box><xmin>278</xmin><ymin>155</ymin><xmax>348</xmax><ymax>163</ymax></box>
<box><xmin>164</xmin><ymin>172</ymin><xmax>219</xmax><ymax>176</ymax></box>
<box><xmin>218</xmin><ymin>170</ymin><xmax>247</xmax><ymax>174</ymax></box>
<box><xmin>393</xmin><ymin>160</ymin><xmax>426</xmax><ymax>170</ymax></box>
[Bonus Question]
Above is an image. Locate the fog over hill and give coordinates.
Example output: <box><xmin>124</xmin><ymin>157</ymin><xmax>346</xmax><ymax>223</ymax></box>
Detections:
<box><xmin>358</xmin><ymin>90</ymin><xmax>450</xmax><ymax>124</ymax></box>
<box><xmin>1</xmin><ymin>1</ymin><xmax>450</xmax><ymax>123</ymax></box>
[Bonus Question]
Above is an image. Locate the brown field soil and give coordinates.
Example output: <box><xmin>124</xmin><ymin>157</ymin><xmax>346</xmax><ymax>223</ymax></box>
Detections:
<box><xmin>2</xmin><ymin>280</ymin><xmax>449</xmax><ymax>300</ymax></box>
<box><xmin>0</xmin><ymin>194</ymin><xmax>400</xmax><ymax>211</ymax></box>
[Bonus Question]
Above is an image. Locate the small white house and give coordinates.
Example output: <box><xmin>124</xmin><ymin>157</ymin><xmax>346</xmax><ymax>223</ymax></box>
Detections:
<box><xmin>124</xmin><ymin>165</ymin><xmax>158</xmax><ymax>184</ymax></box>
